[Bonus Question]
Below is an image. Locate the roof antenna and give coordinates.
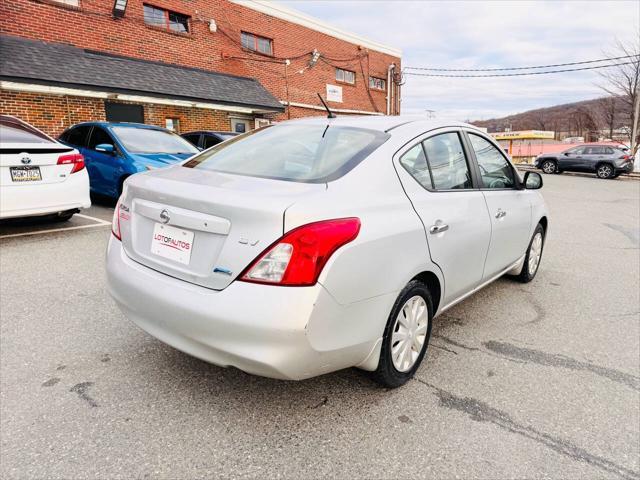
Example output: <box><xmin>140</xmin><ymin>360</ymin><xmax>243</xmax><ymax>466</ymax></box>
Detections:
<box><xmin>317</xmin><ymin>93</ymin><xmax>336</xmax><ymax>119</ymax></box>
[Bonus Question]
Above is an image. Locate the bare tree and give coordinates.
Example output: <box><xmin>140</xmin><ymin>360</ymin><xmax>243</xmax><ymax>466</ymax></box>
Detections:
<box><xmin>600</xmin><ymin>37</ymin><xmax>640</xmax><ymax>153</ymax></box>
<box><xmin>597</xmin><ymin>96</ymin><xmax>617</xmax><ymax>139</ymax></box>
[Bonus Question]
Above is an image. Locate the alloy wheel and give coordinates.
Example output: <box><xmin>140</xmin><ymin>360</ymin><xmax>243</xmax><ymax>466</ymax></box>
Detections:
<box><xmin>542</xmin><ymin>161</ymin><xmax>555</xmax><ymax>174</ymax></box>
<box><xmin>597</xmin><ymin>165</ymin><xmax>612</xmax><ymax>178</ymax></box>
<box><xmin>391</xmin><ymin>295</ymin><xmax>429</xmax><ymax>372</ymax></box>
<box><xmin>528</xmin><ymin>232</ymin><xmax>543</xmax><ymax>274</ymax></box>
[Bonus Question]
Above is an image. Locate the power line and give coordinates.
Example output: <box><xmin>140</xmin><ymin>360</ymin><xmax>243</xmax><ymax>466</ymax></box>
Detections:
<box><xmin>403</xmin><ymin>61</ymin><xmax>637</xmax><ymax>78</ymax></box>
<box><xmin>404</xmin><ymin>54</ymin><xmax>639</xmax><ymax>72</ymax></box>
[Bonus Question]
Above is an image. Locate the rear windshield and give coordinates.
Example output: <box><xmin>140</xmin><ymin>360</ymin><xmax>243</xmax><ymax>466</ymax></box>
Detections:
<box><xmin>112</xmin><ymin>126</ymin><xmax>199</xmax><ymax>154</ymax></box>
<box><xmin>0</xmin><ymin>116</ymin><xmax>53</xmax><ymax>144</ymax></box>
<box><xmin>183</xmin><ymin>124</ymin><xmax>390</xmax><ymax>183</ymax></box>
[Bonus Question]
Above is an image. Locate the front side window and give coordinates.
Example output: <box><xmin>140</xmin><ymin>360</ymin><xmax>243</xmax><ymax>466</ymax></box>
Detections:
<box><xmin>423</xmin><ymin>132</ymin><xmax>472</xmax><ymax>190</ymax></box>
<box><xmin>240</xmin><ymin>32</ymin><xmax>273</xmax><ymax>55</ymax></box>
<box><xmin>143</xmin><ymin>4</ymin><xmax>189</xmax><ymax>33</ymax></box>
<box><xmin>88</xmin><ymin>127</ymin><xmax>114</xmax><ymax>150</ymax></box>
<box><xmin>369</xmin><ymin>76</ymin><xmax>386</xmax><ymax>90</ymax></box>
<box><xmin>184</xmin><ymin>124</ymin><xmax>389</xmax><ymax>183</ymax></box>
<box><xmin>112</xmin><ymin>126</ymin><xmax>198</xmax><ymax>154</ymax></box>
<box><xmin>567</xmin><ymin>147</ymin><xmax>584</xmax><ymax>155</ymax></box>
<box><xmin>336</xmin><ymin>68</ymin><xmax>356</xmax><ymax>84</ymax></box>
<box><xmin>468</xmin><ymin>133</ymin><xmax>515</xmax><ymax>189</ymax></box>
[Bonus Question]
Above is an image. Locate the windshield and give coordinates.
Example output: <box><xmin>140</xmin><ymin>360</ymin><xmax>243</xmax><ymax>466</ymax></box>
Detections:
<box><xmin>183</xmin><ymin>124</ymin><xmax>389</xmax><ymax>182</ymax></box>
<box><xmin>112</xmin><ymin>126</ymin><xmax>199</xmax><ymax>154</ymax></box>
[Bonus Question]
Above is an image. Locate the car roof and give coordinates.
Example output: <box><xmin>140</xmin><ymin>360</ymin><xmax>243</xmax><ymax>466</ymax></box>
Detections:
<box><xmin>182</xmin><ymin>130</ymin><xmax>238</xmax><ymax>136</ymax></box>
<box><xmin>282</xmin><ymin>115</ymin><xmax>476</xmax><ymax>133</ymax></box>
<box><xmin>68</xmin><ymin>121</ymin><xmax>169</xmax><ymax>131</ymax></box>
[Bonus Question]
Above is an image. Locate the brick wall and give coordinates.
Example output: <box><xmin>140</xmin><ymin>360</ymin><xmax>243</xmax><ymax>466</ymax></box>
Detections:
<box><xmin>0</xmin><ymin>0</ymin><xmax>400</xmax><ymax>119</ymax></box>
<box><xmin>0</xmin><ymin>90</ymin><xmax>235</xmax><ymax>137</ymax></box>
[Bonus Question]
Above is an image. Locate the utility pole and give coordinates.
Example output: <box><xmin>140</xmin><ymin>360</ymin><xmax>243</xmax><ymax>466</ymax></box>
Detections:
<box><xmin>631</xmin><ymin>86</ymin><xmax>639</xmax><ymax>155</ymax></box>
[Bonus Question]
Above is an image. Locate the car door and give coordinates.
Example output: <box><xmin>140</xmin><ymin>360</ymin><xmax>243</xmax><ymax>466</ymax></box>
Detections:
<box><xmin>395</xmin><ymin>129</ymin><xmax>492</xmax><ymax>305</ymax></box>
<box><xmin>558</xmin><ymin>146</ymin><xmax>584</xmax><ymax>171</ymax></box>
<box><xmin>589</xmin><ymin>146</ymin><xmax>607</xmax><ymax>171</ymax></box>
<box><xmin>465</xmin><ymin>131</ymin><xmax>532</xmax><ymax>278</ymax></box>
<box><xmin>85</xmin><ymin>126</ymin><xmax>123</xmax><ymax>197</ymax></box>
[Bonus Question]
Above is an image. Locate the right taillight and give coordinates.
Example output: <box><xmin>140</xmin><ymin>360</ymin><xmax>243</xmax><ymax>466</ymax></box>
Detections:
<box><xmin>239</xmin><ymin>218</ymin><xmax>361</xmax><ymax>286</ymax></box>
<box><xmin>111</xmin><ymin>197</ymin><xmax>122</xmax><ymax>240</ymax></box>
<box><xmin>57</xmin><ymin>153</ymin><xmax>85</xmax><ymax>173</ymax></box>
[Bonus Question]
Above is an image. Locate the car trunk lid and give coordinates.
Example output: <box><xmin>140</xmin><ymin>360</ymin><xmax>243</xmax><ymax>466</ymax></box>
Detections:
<box><xmin>119</xmin><ymin>166</ymin><xmax>326</xmax><ymax>290</ymax></box>
<box><xmin>0</xmin><ymin>144</ymin><xmax>77</xmax><ymax>186</ymax></box>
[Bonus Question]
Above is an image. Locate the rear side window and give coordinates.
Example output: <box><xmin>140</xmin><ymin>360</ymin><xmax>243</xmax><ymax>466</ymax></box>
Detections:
<box><xmin>468</xmin><ymin>133</ymin><xmax>516</xmax><ymax>189</ymax></box>
<box><xmin>184</xmin><ymin>124</ymin><xmax>390</xmax><ymax>183</ymax></box>
<box><xmin>182</xmin><ymin>133</ymin><xmax>201</xmax><ymax>147</ymax></box>
<box><xmin>423</xmin><ymin>132</ymin><xmax>472</xmax><ymax>190</ymax></box>
<box><xmin>63</xmin><ymin>126</ymin><xmax>91</xmax><ymax>147</ymax></box>
<box><xmin>202</xmin><ymin>135</ymin><xmax>221</xmax><ymax>149</ymax></box>
<box><xmin>400</xmin><ymin>143</ymin><xmax>432</xmax><ymax>189</ymax></box>
<box><xmin>0</xmin><ymin>116</ymin><xmax>52</xmax><ymax>144</ymax></box>
<box><xmin>605</xmin><ymin>147</ymin><xmax>615</xmax><ymax>154</ymax></box>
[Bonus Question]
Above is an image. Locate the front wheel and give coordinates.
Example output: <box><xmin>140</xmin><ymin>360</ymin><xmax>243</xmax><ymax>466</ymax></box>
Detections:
<box><xmin>515</xmin><ymin>224</ymin><xmax>545</xmax><ymax>283</ymax></box>
<box><xmin>541</xmin><ymin>160</ymin><xmax>556</xmax><ymax>174</ymax></box>
<box><xmin>370</xmin><ymin>281</ymin><xmax>433</xmax><ymax>388</ymax></box>
<box><xmin>596</xmin><ymin>164</ymin><xmax>614</xmax><ymax>179</ymax></box>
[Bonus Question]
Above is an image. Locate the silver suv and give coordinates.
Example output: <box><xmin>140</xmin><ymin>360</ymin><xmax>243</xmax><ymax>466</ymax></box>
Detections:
<box><xmin>535</xmin><ymin>145</ymin><xmax>634</xmax><ymax>179</ymax></box>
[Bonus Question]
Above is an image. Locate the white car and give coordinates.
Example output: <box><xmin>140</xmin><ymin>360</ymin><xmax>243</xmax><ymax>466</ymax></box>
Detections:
<box><xmin>0</xmin><ymin>116</ymin><xmax>90</xmax><ymax>220</ymax></box>
<box><xmin>106</xmin><ymin>116</ymin><xmax>548</xmax><ymax>387</ymax></box>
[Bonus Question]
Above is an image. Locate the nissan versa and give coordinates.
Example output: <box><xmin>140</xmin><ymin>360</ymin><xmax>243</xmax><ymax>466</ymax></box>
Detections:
<box><xmin>106</xmin><ymin>116</ymin><xmax>548</xmax><ymax>388</ymax></box>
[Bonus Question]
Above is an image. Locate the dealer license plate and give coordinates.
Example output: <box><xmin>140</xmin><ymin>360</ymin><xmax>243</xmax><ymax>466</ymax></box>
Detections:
<box><xmin>151</xmin><ymin>223</ymin><xmax>194</xmax><ymax>265</ymax></box>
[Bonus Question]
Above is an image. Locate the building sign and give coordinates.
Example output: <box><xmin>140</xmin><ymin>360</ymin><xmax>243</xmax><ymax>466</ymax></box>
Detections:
<box><xmin>492</xmin><ymin>130</ymin><xmax>555</xmax><ymax>140</ymax></box>
<box><xmin>326</xmin><ymin>84</ymin><xmax>342</xmax><ymax>103</ymax></box>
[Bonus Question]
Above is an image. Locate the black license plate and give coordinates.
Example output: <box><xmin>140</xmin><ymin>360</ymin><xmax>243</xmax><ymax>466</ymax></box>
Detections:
<box><xmin>10</xmin><ymin>166</ymin><xmax>42</xmax><ymax>182</ymax></box>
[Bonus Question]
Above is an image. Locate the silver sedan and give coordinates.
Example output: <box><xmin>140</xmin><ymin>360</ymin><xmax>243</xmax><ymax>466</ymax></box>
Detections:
<box><xmin>106</xmin><ymin>116</ymin><xmax>548</xmax><ymax>388</ymax></box>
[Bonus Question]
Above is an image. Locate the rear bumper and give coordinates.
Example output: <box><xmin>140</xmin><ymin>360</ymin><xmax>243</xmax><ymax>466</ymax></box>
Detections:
<box><xmin>615</xmin><ymin>162</ymin><xmax>634</xmax><ymax>174</ymax></box>
<box><xmin>106</xmin><ymin>237</ymin><xmax>379</xmax><ymax>380</ymax></box>
<box><xmin>0</xmin><ymin>171</ymin><xmax>91</xmax><ymax>219</ymax></box>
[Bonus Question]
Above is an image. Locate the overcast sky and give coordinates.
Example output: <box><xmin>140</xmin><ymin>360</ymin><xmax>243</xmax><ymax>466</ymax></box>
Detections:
<box><xmin>279</xmin><ymin>0</ymin><xmax>639</xmax><ymax>121</ymax></box>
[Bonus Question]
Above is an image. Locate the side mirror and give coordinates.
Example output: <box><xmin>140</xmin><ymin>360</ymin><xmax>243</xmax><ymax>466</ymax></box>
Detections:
<box><xmin>95</xmin><ymin>143</ymin><xmax>115</xmax><ymax>154</ymax></box>
<box><xmin>523</xmin><ymin>171</ymin><xmax>543</xmax><ymax>189</ymax></box>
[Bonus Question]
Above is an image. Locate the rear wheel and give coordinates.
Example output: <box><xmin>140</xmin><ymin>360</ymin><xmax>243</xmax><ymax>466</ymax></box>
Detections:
<box><xmin>596</xmin><ymin>163</ymin><xmax>614</xmax><ymax>179</ymax></box>
<box><xmin>371</xmin><ymin>281</ymin><xmax>433</xmax><ymax>388</ymax></box>
<box><xmin>541</xmin><ymin>160</ymin><xmax>556</xmax><ymax>174</ymax></box>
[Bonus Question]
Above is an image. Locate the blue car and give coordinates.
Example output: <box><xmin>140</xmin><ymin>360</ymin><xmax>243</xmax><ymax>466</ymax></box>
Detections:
<box><xmin>59</xmin><ymin>122</ymin><xmax>199</xmax><ymax>197</ymax></box>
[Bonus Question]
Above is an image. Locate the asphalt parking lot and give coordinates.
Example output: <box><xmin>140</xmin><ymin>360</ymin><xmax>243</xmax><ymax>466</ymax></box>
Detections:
<box><xmin>1</xmin><ymin>173</ymin><xmax>639</xmax><ymax>479</ymax></box>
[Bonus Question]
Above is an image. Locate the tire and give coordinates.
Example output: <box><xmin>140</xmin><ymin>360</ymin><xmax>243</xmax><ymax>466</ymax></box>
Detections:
<box><xmin>52</xmin><ymin>210</ymin><xmax>75</xmax><ymax>222</ymax></box>
<box><xmin>370</xmin><ymin>280</ymin><xmax>433</xmax><ymax>388</ymax></box>
<box><xmin>596</xmin><ymin>163</ymin><xmax>614</xmax><ymax>179</ymax></box>
<box><xmin>541</xmin><ymin>160</ymin><xmax>556</xmax><ymax>174</ymax></box>
<box><xmin>515</xmin><ymin>223</ymin><xmax>545</xmax><ymax>283</ymax></box>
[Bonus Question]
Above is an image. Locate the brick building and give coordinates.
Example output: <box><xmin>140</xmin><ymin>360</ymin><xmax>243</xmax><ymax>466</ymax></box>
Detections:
<box><xmin>0</xmin><ymin>0</ymin><xmax>402</xmax><ymax>137</ymax></box>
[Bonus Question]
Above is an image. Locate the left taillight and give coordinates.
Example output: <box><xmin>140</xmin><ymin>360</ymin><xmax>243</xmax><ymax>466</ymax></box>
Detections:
<box><xmin>57</xmin><ymin>153</ymin><xmax>85</xmax><ymax>174</ymax></box>
<box><xmin>111</xmin><ymin>197</ymin><xmax>122</xmax><ymax>240</ymax></box>
<box><xmin>239</xmin><ymin>218</ymin><xmax>361</xmax><ymax>286</ymax></box>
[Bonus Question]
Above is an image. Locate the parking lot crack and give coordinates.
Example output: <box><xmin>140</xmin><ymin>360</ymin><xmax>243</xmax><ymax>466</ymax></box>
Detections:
<box><xmin>603</xmin><ymin>223</ymin><xmax>640</xmax><ymax>247</ymax></box>
<box><xmin>414</xmin><ymin>377</ymin><xmax>640</xmax><ymax>480</ymax></box>
<box><xmin>483</xmin><ymin>341</ymin><xmax>640</xmax><ymax>391</ymax></box>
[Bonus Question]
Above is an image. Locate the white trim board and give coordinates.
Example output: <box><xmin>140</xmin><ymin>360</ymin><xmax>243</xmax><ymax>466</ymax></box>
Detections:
<box><xmin>230</xmin><ymin>0</ymin><xmax>402</xmax><ymax>58</ymax></box>
<box><xmin>0</xmin><ymin>81</ymin><xmax>276</xmax><ymax>114</ymax></box>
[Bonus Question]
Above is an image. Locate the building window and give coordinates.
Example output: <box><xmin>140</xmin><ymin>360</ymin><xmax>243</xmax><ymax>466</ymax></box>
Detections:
<box><xmin>240</xmin><ymin>32</ymin><xmax>273</xmax><ymax>56</ymax></box>
<box><xmin>143</xmin><ymin>4</ymin><xmax>190</xmax><ymax>33</ymax></box>
<box><xmin>165</xmin><ymin>118</ymin><xmax>180</xmax><ymax>132</ymax></box>
<box><xmin>369</xmin><ymin>76</ymin><xmax>386</xmax><ymax>91</ymax></box>
<box><xmin>50</xmin><ymin>0</ymin><xmax>79</xmax><ymax>6</ymax></box>
<box><xmin>336</xmin><ymin>68</ymin><xmax>355</xmax><ymax>85</ymax></box>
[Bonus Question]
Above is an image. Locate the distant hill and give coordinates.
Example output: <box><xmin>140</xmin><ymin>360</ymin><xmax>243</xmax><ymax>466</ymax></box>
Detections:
<box><xmin>472</xmin><ymin>96</ymin><xmax>631</xmax><ymax>140</ymax></box>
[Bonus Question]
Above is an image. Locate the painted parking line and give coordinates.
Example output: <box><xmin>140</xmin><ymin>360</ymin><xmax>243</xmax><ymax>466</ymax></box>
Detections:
<box><xmin>75</xmin><ymin>213</ymin><xmax>112</xmax><ymax>225</ymax></box>
<box><xmin>0</xmin><ymin>213</ymin><xmax>111</xmax><ymax>239</ymax></box>
<box><xmin>0</xmin><ymin>223</ymin><xmax>109</xmax><ymax>239</ymax></box>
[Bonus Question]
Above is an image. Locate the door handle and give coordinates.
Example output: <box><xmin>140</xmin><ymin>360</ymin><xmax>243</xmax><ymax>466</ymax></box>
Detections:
<box><xmin>429</xmin><ymin>223</ymin><xmax>449</xmax><ymax>234</ymax></box>
<box><xmin>495</xmin><ymin>209</ymin><xmax>507</xmax><ymax>219</ymax></box>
